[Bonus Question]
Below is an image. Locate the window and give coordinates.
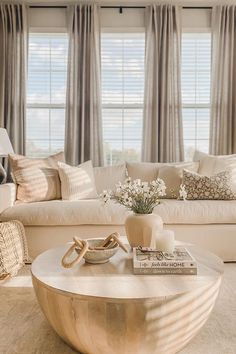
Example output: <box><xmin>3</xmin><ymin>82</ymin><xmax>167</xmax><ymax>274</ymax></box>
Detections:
<box><xmin>26</xmin><ymin>33</ymin><xmax>68</xmax><ymax>157</ymax></box>
<box><xmin>182</xmin><ymin>33</ymin><xmax>211</xmax><ymax>160</ymax></box>
<box><xmin>101</xmin><ymin>32</ymin><xmax>145</xmax><ymax>165</ymax></box>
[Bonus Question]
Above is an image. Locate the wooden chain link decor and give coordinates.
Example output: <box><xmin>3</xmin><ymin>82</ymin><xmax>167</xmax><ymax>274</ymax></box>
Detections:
<box><xmin>61</xmin><ymin>232</ymin><xmax>128</xmax><ymax>268</ymax></box>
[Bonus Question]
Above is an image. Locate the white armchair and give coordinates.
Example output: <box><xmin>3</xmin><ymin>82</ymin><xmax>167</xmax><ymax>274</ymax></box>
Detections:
<box><xmin>0</xmin><ymin>183</ymin><xmax>16</xmax><ymax>214</ymax></box>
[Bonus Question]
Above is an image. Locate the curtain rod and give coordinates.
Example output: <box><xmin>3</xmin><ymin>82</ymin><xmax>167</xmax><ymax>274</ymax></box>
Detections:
<box><xmin>29</xmin><ymin>5</ymin><xmax>212</xmax><ymax>10</ymax></box>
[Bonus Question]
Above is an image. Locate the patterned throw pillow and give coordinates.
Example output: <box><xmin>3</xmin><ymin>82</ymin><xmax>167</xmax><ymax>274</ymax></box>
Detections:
<box><xmin>183</xmin><ymin>169</ymin><xmax>236</xmax><ymax>200</ymax></box>
<box><xmin>0</xmin><ymin>220</ymin><xmax>29</xmax><ymax>279</ymax></box>
<box><xmin>9</xmin><ymin>152</ymin><xmax>64</xmax><ymax>202</ymax></box>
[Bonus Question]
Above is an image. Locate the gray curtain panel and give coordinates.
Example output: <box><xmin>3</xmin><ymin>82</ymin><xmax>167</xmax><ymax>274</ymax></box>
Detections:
<box><xmin>142</xmin><ymin>4</ymin><xmax>184</xmax><ymax>163</ymax></box>
<box><xmin>210</xmin><ymin>6</ymin><xmax>236</xmax><ymax>155</ymax></box>
<box><xmin>65</xmin><ymin>4</ymin><xmax>103</xmax><ymax>166</ymax></box>
<box><xmin>0</xmin><ymin>4</ymin><xmax>27</xmax><ymax>155</ymax></box>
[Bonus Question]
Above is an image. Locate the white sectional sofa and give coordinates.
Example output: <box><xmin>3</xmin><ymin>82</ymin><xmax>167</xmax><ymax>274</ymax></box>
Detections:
<box><xmin>1</xmin><ymin>157</ymin><xmax>236</xmax><ymax>261</ymax></box>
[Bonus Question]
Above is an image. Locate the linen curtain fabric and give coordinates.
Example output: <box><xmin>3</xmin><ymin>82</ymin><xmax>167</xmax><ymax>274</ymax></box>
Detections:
<box><xmin>65</xmin><ymin>4</ymin><xmax>103</xmax><ymax>167</ymax></box>
<box><xmin>142</xmin><ymin>4</ymin><xmax>184</xmax><ymax>163</ymax></box>
<box><xmin>0</xmin><ymin>4</ymin><xmax>27</xmax><ymax>155</ymax></box>
<box><xmin>210</xmin><ymin>6</ymin><xmax>236</xmax><ymax>155</ymax></box>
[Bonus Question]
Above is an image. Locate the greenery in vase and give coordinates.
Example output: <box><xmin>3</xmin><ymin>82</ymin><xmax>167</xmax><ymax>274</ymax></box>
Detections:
<box><xmin>100</xmin><ymin>177</ymin><xmax>166</xmax><ymax>214</ymax></box>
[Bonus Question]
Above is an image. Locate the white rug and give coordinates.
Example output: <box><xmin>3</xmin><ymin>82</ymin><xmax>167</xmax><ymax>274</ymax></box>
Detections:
<box><xmin>0</xmin><ymin>264</ymin><xmax>236</xmax><ymax>354</ymax></box>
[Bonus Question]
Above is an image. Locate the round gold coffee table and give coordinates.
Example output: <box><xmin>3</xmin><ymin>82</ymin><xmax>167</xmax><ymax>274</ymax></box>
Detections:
<box><xmin>31</xmin><ymin>240</ymin><xmax>223</xmax><ymax>354</ymax></box>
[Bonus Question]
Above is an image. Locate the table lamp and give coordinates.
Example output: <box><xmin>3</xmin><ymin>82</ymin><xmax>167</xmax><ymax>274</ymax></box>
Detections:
<box><xmin>0</xmin><ymin>128</ymin><xmax>14</xmax><ymax>184</ymax></box>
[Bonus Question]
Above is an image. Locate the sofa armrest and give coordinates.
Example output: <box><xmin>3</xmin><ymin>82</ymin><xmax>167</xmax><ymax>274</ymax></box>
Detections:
<box><xmin>0</xmin><ymin>183</ymin><xmax>16</xmax><ymax>214</ymax></box>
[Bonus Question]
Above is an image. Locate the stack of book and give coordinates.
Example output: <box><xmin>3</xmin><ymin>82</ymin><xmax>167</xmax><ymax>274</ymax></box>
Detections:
<box><xmin>133</xmin><ymin>246</ymin><xmax>197</xmax><ymax>275</ymax></box>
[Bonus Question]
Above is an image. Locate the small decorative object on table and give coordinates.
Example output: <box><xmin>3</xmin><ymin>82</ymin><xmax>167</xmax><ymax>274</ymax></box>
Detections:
<box><xmin>133</xmin><ymin>245</ymin><xmax>197</xmax><ymax>275</ymax></box>
<box><xmin>101</xmin><ymin>177</ymin><xmax>166</xmax><ymax>248</ymax></box>
<box><xmin>61</xmin><ymin>232</ymin><xmax>128</xmax><ymax>268</ymax></box>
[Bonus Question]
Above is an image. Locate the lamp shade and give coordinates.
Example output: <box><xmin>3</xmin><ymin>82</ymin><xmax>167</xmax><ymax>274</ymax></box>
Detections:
<box><xmin>0</xmin><ymin>128</ymin><xmax>14</xmax><ymax>157</ymax></box>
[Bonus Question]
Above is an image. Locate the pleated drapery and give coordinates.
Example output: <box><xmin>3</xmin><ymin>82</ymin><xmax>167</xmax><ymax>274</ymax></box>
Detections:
<box><xmin>65</xmin><ymin>4</ymin><xmax>103</xmax><ymax>166</ymax></box>
<box><xmin>142</xmin><ymin>4</ymin><xmax>184</xmax><ymax>163</ymax></box>
<box><xmin>0</xmin><ymin>3</ymin><xmax>27</xmax><ymax>155</ymax></box>
<box><xmin>210</xmin><ymin>6</ymin><xmax>236</xmax><ymax>155</ymax></box>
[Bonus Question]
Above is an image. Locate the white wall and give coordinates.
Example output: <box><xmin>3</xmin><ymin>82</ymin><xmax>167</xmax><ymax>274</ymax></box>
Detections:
<box><xmin>28</xmin><ymin>7</ymin><xmax>211</xmax><ymax>31</ymax></box>
<box><xmin>28</xmin><ymin>8</ymin><xmax>67</xmax><ymax>31</ymax></box>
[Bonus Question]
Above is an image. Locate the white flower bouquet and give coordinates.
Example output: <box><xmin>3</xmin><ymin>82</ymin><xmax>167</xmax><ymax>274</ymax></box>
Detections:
<box><xmin>101</xmin><ymin>177</ymin><xmax>166</xmax><ymax>214</ymax></box>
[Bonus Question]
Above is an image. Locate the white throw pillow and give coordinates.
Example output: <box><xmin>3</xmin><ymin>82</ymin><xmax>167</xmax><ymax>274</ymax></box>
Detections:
<box><xmin>126</xmin><ymin>162</ymin><xmax>162</xmax><ymax>182</ymax></box>
<box><xmin>93</xmin><ymin>164</ymin><xmax>127</xmax><ymax>194</ymax></box>
<box><xmin>58</xmin><ymin>161</ymin><xmax>98</xmax><ymax>200</ymax></box>
<box><xmin>158</xmin><ymin>162</ymin><xmax>199</xmax><ymax>199</ymax></box>
<box><xmin>194</xmin><ymin>150</ymin><xmax>236</xmax><ymax>176</ymax></box>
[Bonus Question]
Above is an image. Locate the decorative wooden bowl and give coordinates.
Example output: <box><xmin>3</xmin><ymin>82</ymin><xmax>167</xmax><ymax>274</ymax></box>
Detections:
<box><xmin>76</xmin><ymin>238</ymin><xmax>119</xmax><ymax>264</ymax></box>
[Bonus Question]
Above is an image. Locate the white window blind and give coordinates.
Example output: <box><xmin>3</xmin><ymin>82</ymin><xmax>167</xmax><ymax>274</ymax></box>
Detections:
<box><xmin>101</xmin><ymin>32</ymin><xmax>145</xmax><ymax>165</ymax></box>
<box><xmin>26</xmin><ymin>33</ymin><xmax>68</xmax><ymax>157</ymax></box>
<box><xmin>182</xmin><ymin>33</ymin><xmax>211</xmax><ymax>160</ymax></box>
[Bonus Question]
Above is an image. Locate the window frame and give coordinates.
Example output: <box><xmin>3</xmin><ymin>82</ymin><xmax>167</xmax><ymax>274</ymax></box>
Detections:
<box><xmin>181</xmin><ymin>28</ymin><xmax>212</xmax><ymax>158</ymax></box>
<box><xmin>101</xmin><ymin>27</ymin><xmax>145</xmax><ymax>165</ymax></box>
<box><xmin>26</xmin><ymin>30</ymin><xmax>68</xmax><ymax>157</ymax></box>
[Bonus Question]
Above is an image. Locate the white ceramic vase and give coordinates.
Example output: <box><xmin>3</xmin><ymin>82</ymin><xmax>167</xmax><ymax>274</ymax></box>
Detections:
<box><xmin>125</xmin><ymin>213</ymin><xmax>163</xmax><ymax>248</ymax></box>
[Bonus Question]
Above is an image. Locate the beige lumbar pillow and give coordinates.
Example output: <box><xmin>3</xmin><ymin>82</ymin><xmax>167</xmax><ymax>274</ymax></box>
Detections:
<box><xmin>9</xmin><ymin>152</ymin><xmax>65</xmax><ymax>202</ymax></box>
<box><xmin>183</xmin><ymin>169</ymin><xmax>236</xmax><ymax>200</ymax></box>
<box><xmin>158</xmin><ymin>162</ymin><xmax>199</xmax><ymax>198</ymax></box>
<box><xmin>14</xmin><ymin>167</ymin><xmax>61</xmax><ymax>203</ymax></box>
<box><xmin>58</xmin><ymin>161</ymin><xmax>98</xmax><ymax>200</ymax></box>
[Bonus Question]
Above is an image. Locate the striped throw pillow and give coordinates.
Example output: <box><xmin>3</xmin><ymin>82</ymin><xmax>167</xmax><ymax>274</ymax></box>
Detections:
<box><xmin>14</xmin><ymin>167</ymin><xmax>61</xmax><ymax>203</ymax></box>
<box><xmin>58</xmin><ymin>161</ymin><xmax>98</xmax><ymax>200</ymax></box>
<box><xmin>9</xmin><ymin>152</ymin><xmax>64</xmax><ymax>202</ymax></box>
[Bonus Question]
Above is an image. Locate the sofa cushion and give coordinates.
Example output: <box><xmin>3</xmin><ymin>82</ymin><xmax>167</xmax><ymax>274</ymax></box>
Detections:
<box><xmin>193</xmin><ymin>150</ymin><xmax>236</xmax><ymax>176</ymax></box>
<box><xmin>14</xmin><ymin>167</ymin><xmax>61</xmax><ymax>203</ymax></box>
<box><xmin>2</xmin><ymin>198</ymin><xmax>236</xmax><ymax>226</ymax></box>
<box><xmin>183</xmin><ymin>169</ymin><xmax>236</xmax><ymax>200</ymax></box>
<box><xmin>158</xmin><ymin>162</ymin><xmax>199</xmax><ymax>198</ymax></box>
<box><xmin>126</xmin><ymin>162</ymin><xmax>161</xmax><ymax>182</ymax></box>
<box><xmin>94</xmin><ymin>164</ymin><xmax>127</xmax><ymax>194</ymax></box>
<box><xmin>58</xmin><ymin>161</ymin><xmax>98</xmax><ymax>200</ymax></box>
<box><xmin>9</xmin><ymin>152</ymin><xmax>64</xmax><ymax>202</ymax></box>
<box><xmin>9</xmin><ymin>151</ymin><xmax>65</xmax><ymax>173</ymax></box>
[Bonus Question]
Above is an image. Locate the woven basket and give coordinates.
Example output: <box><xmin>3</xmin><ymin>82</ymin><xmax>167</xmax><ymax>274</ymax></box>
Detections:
<box><xmin>0</xmin><ymin>220</ymin><xmax>30</xmax><ymax>279</ymax></box>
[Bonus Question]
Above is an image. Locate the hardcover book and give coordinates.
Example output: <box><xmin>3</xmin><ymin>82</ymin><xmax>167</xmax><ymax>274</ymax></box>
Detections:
<box><xmin>133</xmin><ymin>267</ymin><xmax>197</xmax><ymax>275</ymax></box>
<box><xmin>133</xmin><ymin>246</ymin><xmax>197</xmax><ymax>271</ymax></box>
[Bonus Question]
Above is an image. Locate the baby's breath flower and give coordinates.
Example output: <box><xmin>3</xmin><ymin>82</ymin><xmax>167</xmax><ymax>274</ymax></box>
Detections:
<box><xmin>100</xmin><ymin>178</ymin><xmax>166</xmax><ymax>214</ymax></box>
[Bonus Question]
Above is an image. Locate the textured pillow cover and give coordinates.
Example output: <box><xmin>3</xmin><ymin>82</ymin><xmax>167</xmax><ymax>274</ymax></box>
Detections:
<box><xmin>126</xmin><ymin>162</ymin><xmax>162</xmax><ymax>182</ymax></box>
<box><xmin>58</xmin><ymin>161</ymin><xmax>98</xmax><ymax>200</ymax></box>
<box><xmin>93</xmin><ymin>164</ymin><xmax>127</xmax><ymax>194</ymax></box>
<box><xmin>14</xmin><ymin>167</ymin><xmax>61</xmax><ymax>203</ymax></box>
<box><xmin>9</xmin><ymin>152</ymin><xmax>65</xmax><ymax>202</ymax></box>
<box><xmin>183</xmin><ymin>169</ymin><xmax>236</xmax><ymax>200</ymax></box>
<box><xmin>0</xmin><ymin>220</ymin><xmax>29</xmax><ymax>279</ymax></box>
<box><xmin>193</xmin><ymin>150</ymin><xmax>236</xmax><ymax>176</ymax></box>
<box><xmin>158</xmin><ymin>162</ymin><xmax>199</xmax><ymax>198</ymax></box>
<box><xmin>9</xmin><ymin>151</ymin><xmax>65</xmax><ymax>173</ymax></box>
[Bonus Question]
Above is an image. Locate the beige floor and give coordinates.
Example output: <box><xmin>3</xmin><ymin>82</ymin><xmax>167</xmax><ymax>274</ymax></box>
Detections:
<box><xmin>0</xmin><ymin>264</ymin><xmax>236</xmax><ymax>354</ymax></box>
